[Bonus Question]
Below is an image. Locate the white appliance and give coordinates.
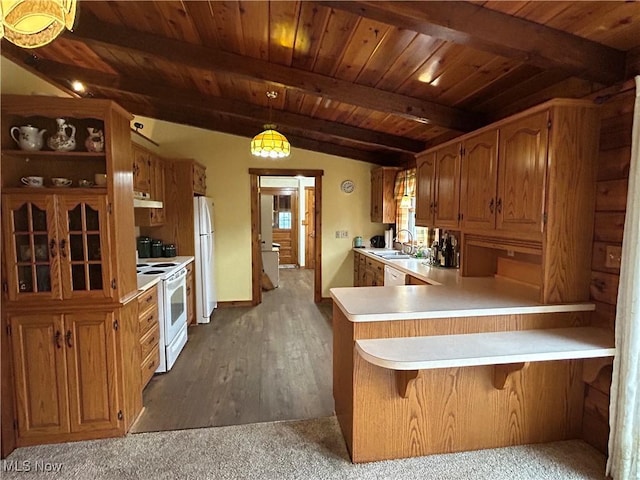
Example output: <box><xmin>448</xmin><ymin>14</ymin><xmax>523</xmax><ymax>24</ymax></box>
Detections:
<box><xmin>384</xmin><ymin>265</ymin><xmax>406</xmax><ymax>286</ymax></box>
<box><xmin>194</xmin><ymin>197</ymin><xmax>218</xmax><ymax>323</ymax></box>
<box><xmin>137</xmin><ymin>260</ymin><xmax>189</xmax><ymax>373</ymax></box>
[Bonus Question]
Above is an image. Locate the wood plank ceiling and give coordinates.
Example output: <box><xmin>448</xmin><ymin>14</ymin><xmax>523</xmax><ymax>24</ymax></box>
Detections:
<box><xmin>3</xmin><ymin>1</ymin><xmax>640</xmax><ymax>165</ymax></box>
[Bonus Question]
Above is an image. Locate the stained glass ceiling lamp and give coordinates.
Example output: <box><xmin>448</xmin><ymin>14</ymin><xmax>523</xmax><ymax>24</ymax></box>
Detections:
<box><xmin>251</xmin><ymin>91</ymin><xmax>291</xmax><ymax>159</ymax></box>
<box><xmin>0</xmin><ymin>0</ymin><xmax>77</xmax><ymax>49</ymax></box>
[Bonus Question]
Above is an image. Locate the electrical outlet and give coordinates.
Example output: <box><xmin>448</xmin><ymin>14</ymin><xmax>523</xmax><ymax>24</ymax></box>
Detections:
<box><xmin>335</xmin><ymin>230</ymin><xmax>348</xmax><ymax>238</ymax></box>
<box><xmin>605</xmin><ymin>245</ymin><xmax>622</xmax><ymax>269</ymax></box>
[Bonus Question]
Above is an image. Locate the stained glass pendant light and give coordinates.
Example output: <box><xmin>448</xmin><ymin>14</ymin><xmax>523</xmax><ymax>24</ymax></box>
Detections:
<box><xmin>251</xmin><ymin>91</ymin><xmax>291</xmax><ymax>159</ymax></box>
<box><xmin>0</xmin><ymin>0</ymin><xmax>77</xmax><ymax>49</ymax></box>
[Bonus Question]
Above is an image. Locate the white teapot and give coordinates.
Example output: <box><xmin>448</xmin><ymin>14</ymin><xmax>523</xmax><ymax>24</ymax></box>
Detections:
<box><xmin>84</xmin><ymin>127</ymin><xmax>104</xmax><ymax>152</ymax></box>
<box><xmin>47</xmin><ymin>118</ymin><xmax>76</xmax><ymax>152</ymax></box>
<box><xmin>10</xmin><ymin>125</ymin><xmax>46</xmax><ymax>151</ymax></box>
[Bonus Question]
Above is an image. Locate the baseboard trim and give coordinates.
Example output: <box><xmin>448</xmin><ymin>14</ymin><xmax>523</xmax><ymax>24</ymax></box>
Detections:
<box><xmin>320</xmin><ymin>297</ymin><xmax>332</xmax><ymax>304</ymax></box>
<box><xmin>217</xmin><ymin>300</ymin><xmax>254</xmax><ymax>308</ymax></box>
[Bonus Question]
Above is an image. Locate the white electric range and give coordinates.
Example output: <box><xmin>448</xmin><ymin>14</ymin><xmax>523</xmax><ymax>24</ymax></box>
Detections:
<box><xmin>137</xmin><ymin>257</ymin><xmax>194</xmax><ymax>372</ymax></box>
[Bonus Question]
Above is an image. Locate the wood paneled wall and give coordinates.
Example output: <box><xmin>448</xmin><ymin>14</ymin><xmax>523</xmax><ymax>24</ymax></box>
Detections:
<box><xmin>583</xmin><ymin>88</ymin><xmax>634</xmax><ymax>453</ymax></box>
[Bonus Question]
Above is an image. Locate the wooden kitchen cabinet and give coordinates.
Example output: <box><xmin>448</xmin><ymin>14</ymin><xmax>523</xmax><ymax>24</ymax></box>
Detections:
<box><xmin>496</xmin><ymin>111</ymin><xmax>549</xmax><ymax>237</ymax></box>
<box><xmin>461</xmin><ymin>100</ymin><xmax>600</xmax><ymax>304</ymax></box>
<box><xmin>415</xmin><ymin>143</ymin><xmax>461</xmax><ymax>229</ymax></box>
<box><xmin>1</xmin><ymin>95</ymin><xmax>139</xmax><ymax>452</ymax></box>
<box><xmin>9</xmin><ymin>311</ymin><xmax>120</xmax><ymax>442</ymax></box>
<box><xmin>135</xmin><ymin>151</ymin><xmax>166</xmax><ymax>227</ymax></box>
<box><xmin>2</xmin><ymin>192</ymin><xmax>113</xmax><ymax>301</ymax></box>
<box><xmin>186</xmin><ymin>262</ymin><xmax>195</xmax><ymax>325</ymax></box>
<box><xmin>460</xmin><ymin>129</ymin><xmax>499</xmax><ymax>231</ymax></box>
<box><xmin>137</xmin><ymin>286</ymin><xmax>159</xmax><ymax>388</ymax></box>
<box><xmin>132</xmin><ymin>145</ymin><xmax>151</xmax><ymax>193</ymax></box>
<box><xmin>364</xmin><ymin>256</ymin><xmax>385</xmax><ymax>286</ymax></box>
<box><xmin>193</xmin><ymin>161</ymin><xmax>207</xmax><ymax>195</ymax></box>
<box><xmin>370</xmin><ymin>167</ymin><xmax>399</xmax><ymax>223</ymax></box>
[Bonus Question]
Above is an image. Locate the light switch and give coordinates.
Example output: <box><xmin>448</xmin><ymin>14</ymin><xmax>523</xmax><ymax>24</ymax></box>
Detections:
<box><xmin>605</xmin><ymin>245</ymin><xmax>622</xmax><ymax>269</ymax></box>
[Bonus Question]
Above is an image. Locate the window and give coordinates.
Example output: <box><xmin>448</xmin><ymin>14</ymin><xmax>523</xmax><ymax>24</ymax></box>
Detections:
<box><xmin>394</xmin><ymin>169</ymin><xmax>428</xmax><ymax>246</ymax></box>
<box><xmin>272</xmin><ymin>195</ymin><xmax>292</xmax><ymax>230</ymax></box>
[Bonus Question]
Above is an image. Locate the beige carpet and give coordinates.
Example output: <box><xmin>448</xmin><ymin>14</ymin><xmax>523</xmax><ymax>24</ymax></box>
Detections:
<box><xmin>3</xmin><ymin>416</ymin><xmax>606</xmax><ymax>479</ymax></box>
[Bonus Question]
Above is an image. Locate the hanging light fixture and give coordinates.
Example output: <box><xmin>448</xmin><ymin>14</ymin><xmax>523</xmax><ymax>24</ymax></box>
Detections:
<box><xmin>251</xmin><ymin>91</ymin><xmax>291</xmax><ymax>159</ymax></box>
<box><xmin>0</xmin><ymin>0</ymin><xmax>77</xmax><ymax>49</ymax></box>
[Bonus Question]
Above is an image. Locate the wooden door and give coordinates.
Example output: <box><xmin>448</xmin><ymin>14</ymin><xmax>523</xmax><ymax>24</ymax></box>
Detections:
<box><xmin>434</xmin><ymin>142</ymin><xmax>461</xmax><ymax>229</ymax></box>
<box><xmin>497</xmin><ymin>111</ymin><xmax>549</xmax><ymax>236</ymax></box>
<box><xmin>64</xmin><ymin>311</ymin><xmax>120</xmax><ymax>433</ymax></box>
<box><xmin>264</xmin><ymin>188</ymin><xmax>299</xmax><ymax>266</ymax></box>
<box><xmin>415</xmin><ymin>153</ymin><xmax>436</xmax><ymax>227</ymax></box>
<box><xmin>1</xmin><ymin>194</ymin><xmax>62</xmax><ymax>301</ymax></box>
<box><xmin>304</xmin><ymin>187</ymin><xmax>315</xmax><ymax>269</ymax></box>
<box><xmin>460</xmin><ymin>130</ymin><xmax>499</xmax><ymax>231</ymax></box>
<box><xmin>10</xmin><ymin>314</ymin><xmax>70</xmax><ymax>439</ymax></box>
<box><xmin>57</xmin><ymin>195</ymin><xmax>113</xmax><ymax>300</ymax></box>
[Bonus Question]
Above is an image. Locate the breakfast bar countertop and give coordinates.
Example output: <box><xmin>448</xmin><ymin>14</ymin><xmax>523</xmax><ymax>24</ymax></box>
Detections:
<box><xmin>330</xmin><ymin>248</ymin><xmax>595</xmax><ymax>322</ymax></box>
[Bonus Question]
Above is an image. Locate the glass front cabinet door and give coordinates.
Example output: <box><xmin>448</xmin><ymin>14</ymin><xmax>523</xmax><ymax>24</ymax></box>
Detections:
<box><xmin>2</xmin><ymin>193</ymin><xmax>113</xmax><ymax>301</ymax></box>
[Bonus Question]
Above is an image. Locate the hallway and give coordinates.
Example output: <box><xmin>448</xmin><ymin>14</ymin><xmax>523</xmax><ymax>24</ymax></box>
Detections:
<box><xmin>132</xmin><ymin>268</ymin><xmax>333</xmax><ymax>433</ymax></box>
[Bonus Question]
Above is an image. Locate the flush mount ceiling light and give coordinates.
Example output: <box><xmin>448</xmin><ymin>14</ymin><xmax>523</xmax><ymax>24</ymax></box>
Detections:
<box><xmin>251</xmin><ymin>91</ymin><xmax>291</xmax><ymax>159</ymax></box>
<box><xmin>0</xmin><ymin>0</ymin><xmax>77</xmax><ymax>49</ymax></box>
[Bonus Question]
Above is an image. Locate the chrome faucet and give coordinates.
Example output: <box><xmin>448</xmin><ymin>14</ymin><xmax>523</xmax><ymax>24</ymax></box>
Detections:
<box><xmin>394</xmin><ymin>229</ymin><xmax>414</xmax><ymax>254</ymax></box>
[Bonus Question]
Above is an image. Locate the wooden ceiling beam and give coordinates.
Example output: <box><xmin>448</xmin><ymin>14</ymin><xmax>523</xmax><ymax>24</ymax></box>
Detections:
<box><xmin>114</xmin><ymin>98</ymin><xmax>406</xmax><ymax>166</ymax></box>
<box><xmin>32</xmin><ymin>59</ymin><xmax>425</xmax><ymax>154</ymax></box>
<box><xmin>318</xmin><ymin>1</ymin><xmax>626</xmax><ymax>85</ymax></box>
<box><xmin>68</xmin><ymin>11</ymin><xmax>483</xmax><ymax>132</ymax></box>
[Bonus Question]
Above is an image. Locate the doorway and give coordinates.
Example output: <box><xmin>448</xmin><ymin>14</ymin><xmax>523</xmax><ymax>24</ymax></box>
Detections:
<box><xmin>261</xmin><ymin>187</ymin><xmax>299</xmax><ymax>266</ymax></box>
<box><xmin>249</xmin><ymin>169</ymin><xmax>323</xmax><ymax>305</ymax></box>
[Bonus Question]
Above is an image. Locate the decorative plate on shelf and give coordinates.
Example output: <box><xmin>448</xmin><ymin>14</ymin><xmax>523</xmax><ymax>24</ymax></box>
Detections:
<box><xmin>340</xmin><ymin>179</ymin><xmax>355</xmax><ymax>194</ymax></box>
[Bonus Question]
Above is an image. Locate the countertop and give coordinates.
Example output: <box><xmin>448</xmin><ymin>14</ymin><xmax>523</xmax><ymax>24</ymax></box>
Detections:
<box><xmin>330</xmin><ymin>248</ymin><xmax>595</xmax><ymax>322</ymax></box>
<box><xmin>137</xmin><ymin>256</ymin><xmax>194</xmax><ymax>291</ymax></box>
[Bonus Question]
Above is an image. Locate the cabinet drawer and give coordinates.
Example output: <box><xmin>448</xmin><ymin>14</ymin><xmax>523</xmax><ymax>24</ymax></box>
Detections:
<box><xmin>138</xmin><ymin>306</ymin><xmax>158</xmax><ymax>337</ymax></box>
<box><xmin>137</xmin><ymin>287</ymin><xmax>158</xmax><ymax>312</ymax></box>
<box><xmin>141</xmin><ymin>348</ymin><xmax>160</xmax><ymax>388</ymax></box>
<box><xmin>140</xmin><ymin>321</ymin><xmax>160</xmax><ymax>360</ymax></box>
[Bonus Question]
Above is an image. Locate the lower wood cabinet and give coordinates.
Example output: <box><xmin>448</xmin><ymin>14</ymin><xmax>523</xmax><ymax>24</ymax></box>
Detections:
<box><xmin>353</xmin><ymin>252</ymin><xmax>384</xmax><ymax>287</ymax></box>
<box><xmin>137</xmin><ymin>286</ymin><xmax>160</xmax><ymax>388</ymax></box>
<box><xmin>9</xmin><ymin>311</ymin><xmax>120</xmax><ymax>443</ymax></box>
<box><xmin>186</xmin><ymin>263</ymin><xmax>195</xmax><ymax>325</ymax></box>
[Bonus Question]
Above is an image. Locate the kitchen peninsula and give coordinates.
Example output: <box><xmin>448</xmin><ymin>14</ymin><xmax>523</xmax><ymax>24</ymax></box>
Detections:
<box><xmin>331</xmin><ymin>249</ymin><xmax>615</xmax><ymax>463</ymax></box>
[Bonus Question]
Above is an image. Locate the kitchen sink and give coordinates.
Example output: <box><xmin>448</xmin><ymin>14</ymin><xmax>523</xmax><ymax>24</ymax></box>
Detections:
<box><xmin>373</xmin><ymin>251</ymin><xmax>412</xmax><ymax>259</ymax></box>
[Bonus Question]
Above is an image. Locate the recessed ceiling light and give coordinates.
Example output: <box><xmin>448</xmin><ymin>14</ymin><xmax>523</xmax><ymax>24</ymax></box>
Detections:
<box><xmin>71</xmin><ymin>80</ymin><xmax>85</xmax><ymax>93</ymax></box>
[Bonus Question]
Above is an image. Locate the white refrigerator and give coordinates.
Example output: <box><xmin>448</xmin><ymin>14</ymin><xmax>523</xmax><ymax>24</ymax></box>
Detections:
<box><xmin>194</xmin><ymin>197</ymin><xmax>218</xmax><ymax>323</ymax></box>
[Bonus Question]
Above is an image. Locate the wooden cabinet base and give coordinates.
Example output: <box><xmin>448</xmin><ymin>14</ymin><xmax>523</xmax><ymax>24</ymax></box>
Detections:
<box><xmin>333</xmin><ymin>306</ymin><xmax>588</xmax><ymax>463</ymax></box>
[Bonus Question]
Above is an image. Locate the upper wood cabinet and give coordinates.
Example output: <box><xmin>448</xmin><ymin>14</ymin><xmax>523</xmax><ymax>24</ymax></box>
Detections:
<box><xmin>415</xmin><ymin>144</ymin><xmax>461</xmax><ymax>229</ymax></box>
<box><xmin>496</xmin><ymin>111</ymin><xmax>549</xmax><ymax>237</ymax></box>
<box><xmin>370</xmin><ymin>167</ymin><xmax>399</xmax><ymax>223</ymax></box>
<box><xmin>2</xmin><ymin>193</ymin><xmax>113</xmax><ymax>301</ymax></box>
<box><xmin>415</xmin><ymin>153</ymin><xmax>436</xmax><ymax>226</ymax></box>
<box><xmin>193</xmin><ymin>162</ymin><xmax>207</xmax><ymax>196</ymax></box>
<box><xmin>9</xmin><ymin>311</ymin><xmax>120</xmax><ymax>441</ymax></box>
<box><xmin>132</xmin><ymin>146</ymin><xmax>151</xmax><ymax>193</ymax></box>
<box><xmin>135</xmin><ymin>152</ymin><xmax>165</xmax><ymax>227</ymax></box>
<box><xmin>460</xmin><ymin>130</ymin><xmax>499</xmax><ymax>231</ymax></box>
<box><xmin>459</xmin><ymin>111</ymin><xmax>548</xmax><ymax>239</ymax></box>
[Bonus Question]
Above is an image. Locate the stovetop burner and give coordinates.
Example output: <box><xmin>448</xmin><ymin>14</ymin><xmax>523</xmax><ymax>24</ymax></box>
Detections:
<box><xmin>150</xmin><ymin>263</ymin><xmax>177</xmax><ymax>268</ymax></box>
<box><xmin>137</xmin><ymin>263</ymin><xmax>149</xmax><ymax>268</ymax></box>
<box><xmin>144</xmin><ymin>270</ymin><xmax>166</xmax><ymax>275</ymax></box>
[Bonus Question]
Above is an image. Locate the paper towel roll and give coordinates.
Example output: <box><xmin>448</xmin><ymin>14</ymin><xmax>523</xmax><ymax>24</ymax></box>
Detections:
<box><xmin>384</xmin><ymin>229</ymin><xmax>393</xmax><ymax>249</ymax></box>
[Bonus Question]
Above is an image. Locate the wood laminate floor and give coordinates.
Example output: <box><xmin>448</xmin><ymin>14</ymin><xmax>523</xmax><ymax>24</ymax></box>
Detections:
<box><xmin>131</xmin><ymin>268</ymin><xmax>334</xmax><ymax>433</ymax></box>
